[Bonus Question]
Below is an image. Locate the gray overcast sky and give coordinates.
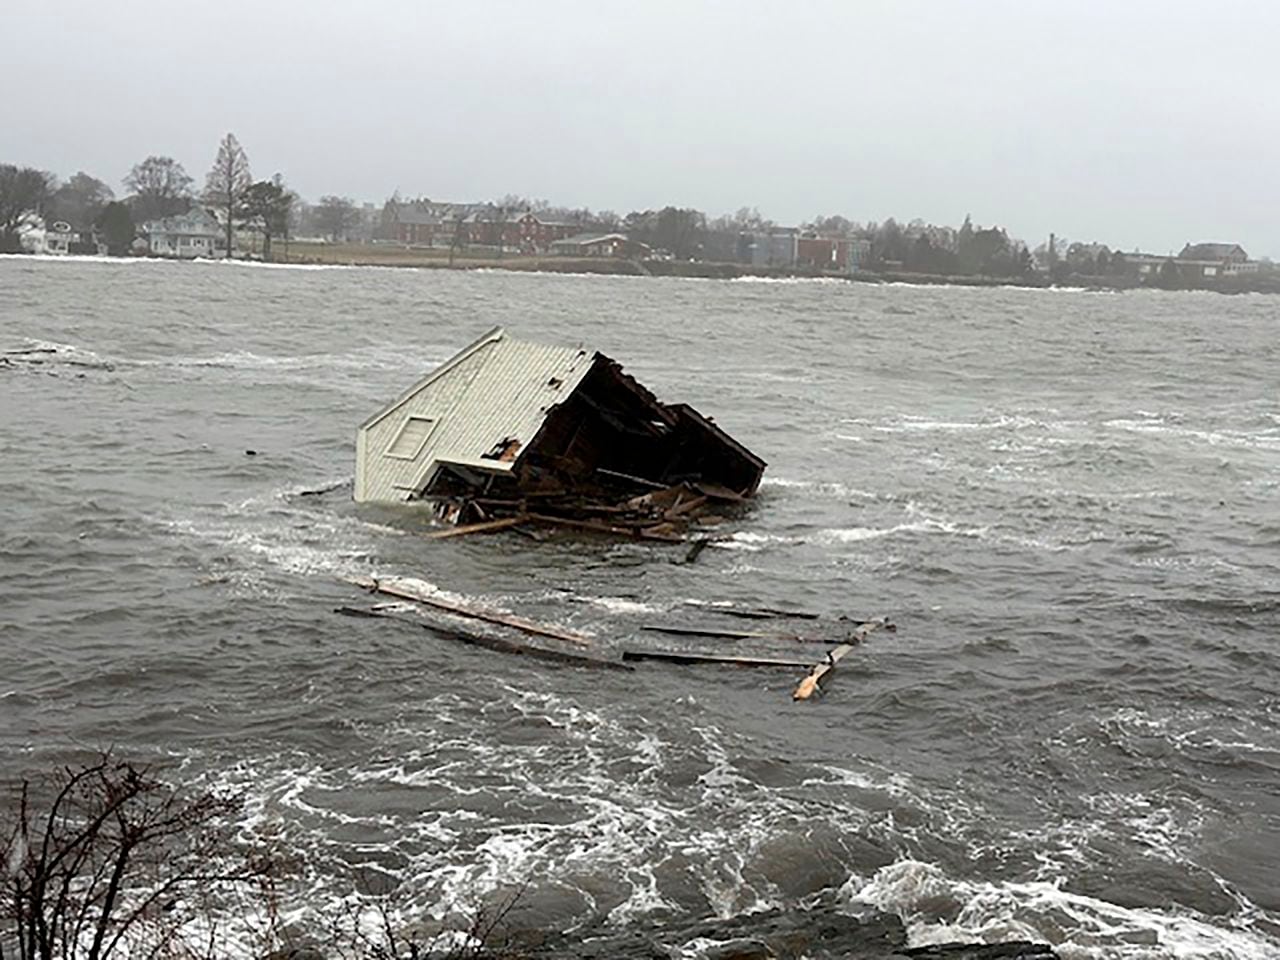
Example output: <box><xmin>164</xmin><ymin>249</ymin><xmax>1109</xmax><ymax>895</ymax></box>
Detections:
<box><xmin>6</xmin><ymin>0</ymin><xmax>1277</xmax><ymax>257</ymax></box>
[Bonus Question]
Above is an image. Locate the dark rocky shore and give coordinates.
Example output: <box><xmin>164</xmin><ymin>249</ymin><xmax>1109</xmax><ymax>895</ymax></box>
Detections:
<box><xmin>503</xmin><ymin>900</ymin><xmax>1057</xmax><ymax>960</ymax></box>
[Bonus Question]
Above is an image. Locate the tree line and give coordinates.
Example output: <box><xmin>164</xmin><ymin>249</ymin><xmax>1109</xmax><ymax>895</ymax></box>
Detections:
<box><xmin>3</xmin><ymin>140</ymin><xmax>1244</xmax><ymax>280</ymax></box>
<box><xmin>1</xmin><ymin>133</ymin><xmax>366</xmax><ymax>256</ymax></box>
<box><xmin>380</xmin><ymin>198</ymin><xmax>1043</xmax><ymax>278</ymax></box>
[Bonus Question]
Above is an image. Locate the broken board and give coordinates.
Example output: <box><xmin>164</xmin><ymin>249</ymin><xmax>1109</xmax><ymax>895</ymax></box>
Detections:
<box><xmin>337</xmin><ymin>605</ymin><xmax>628</xmax><ymax>670</ymax></box>
<box><xmin>347</xmin><ymin>574</ymin><xmax>593</xmax><ymax>646</ymax></box>
<box><xmin>793</xmin><ymin>618</ymin><xmax>892</xmax><ymax>700</ymax></box>
<box><xmin>622</xmin><ymin>649</ymin><xmax>816</xmax><ymax>668</ymax></box>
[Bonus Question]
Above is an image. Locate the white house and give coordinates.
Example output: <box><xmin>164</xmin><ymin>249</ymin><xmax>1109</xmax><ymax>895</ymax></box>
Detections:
<box><xmin>143</xmin><ymin>209</ymin><xmax>222</xmax><ymax>258</ymax></box>
<box><xmin>17</xmin><ymin>217</ymin><xmax>78</xmax><ymax>255</ymax></box>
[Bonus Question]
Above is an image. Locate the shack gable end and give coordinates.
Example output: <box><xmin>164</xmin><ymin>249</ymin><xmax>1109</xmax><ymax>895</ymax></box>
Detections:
<box><xmin>355</xmin><ymin>329</ymin><xmax>596</xmax><ymax>503</ymax></box>
<box><xmin>356</xmin><ymin>343</ymin><xmax>494</xmax><ymax>502</ymax></box>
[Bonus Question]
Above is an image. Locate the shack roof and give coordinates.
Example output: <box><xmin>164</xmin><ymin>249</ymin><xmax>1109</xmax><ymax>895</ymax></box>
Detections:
<box><xmin>358</xmin><ymin>327</ymin><xmax>596</xmax><ymax>496</ymax></box>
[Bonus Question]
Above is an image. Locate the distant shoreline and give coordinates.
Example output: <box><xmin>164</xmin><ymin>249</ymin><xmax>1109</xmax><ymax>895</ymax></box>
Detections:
<box><xmin>265</xmin><ymin>241</ymin><xmax>1280</xmax><ymax>294</ymax></box>
<box><xmin>10</xmin><ymin>245</ymin><xmax>1280</xmax><ymax>295</ymax></box>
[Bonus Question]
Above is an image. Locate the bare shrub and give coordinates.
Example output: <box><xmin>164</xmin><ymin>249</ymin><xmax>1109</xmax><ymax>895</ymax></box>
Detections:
<box><xmin>320</xmin><ymin>878</ymin><xmax>527</xmax><ymax>960</ymax></box>
<box><xmin>0</xmin><ymin>753</ymin><xmax>276</xmax><ymax>960</ymax></box>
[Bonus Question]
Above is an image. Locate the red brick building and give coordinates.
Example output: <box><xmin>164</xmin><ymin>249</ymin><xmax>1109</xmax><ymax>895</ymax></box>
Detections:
<box><xmin>464</xmin><ymin>211</ymin><xmax>579</xmax><ymax>253</ymax></box>
<box><xmin>387</xmin><ymin>201</ymin><xmax>603</xmax><ymax>254</ymax></box>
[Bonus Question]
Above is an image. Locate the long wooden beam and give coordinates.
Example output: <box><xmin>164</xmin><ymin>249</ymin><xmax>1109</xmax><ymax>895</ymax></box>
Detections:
<box><xmin>622</xmin><ymin>649</ymin><xmax>815</xmax><ymax>668</ymax></box>
<box><xmin>640</xmin><ymin>624</ymin><xmax>837</xmax><ymax>644</ymax></box>
<box><xmin>424</xmin><ymin>516</ymin><xmax>527</xmax><ymax>540</ymax></box>
<box><xmin>526</xmin><ymin>513</ymin><xmax>687</xmax><ymax>543</ymax></box>
<box><xmin>336</xmin><ymin>606</ymin><xmax>627</xmax><ymax>670</ymax></box>
<box><xmin>686</xmin><ymin>603</ymin><xmax>823</xmax><ymax>621</ymax></box>
<box><xmin>347</xmin><ymin>575</ymin><xmax>593</xmax><ymax>646</ymax></box>
<box><xmin>642</xmin><ymin>624</ymin><xmax>773</xmax><ymax>639</ymax></box>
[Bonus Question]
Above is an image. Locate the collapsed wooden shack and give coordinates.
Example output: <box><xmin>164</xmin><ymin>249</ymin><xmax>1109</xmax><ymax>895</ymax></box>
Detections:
<box><xmin>355</xmin><ymin>327</ymin><xmax>766</xmax><ymax>539</ymax></box>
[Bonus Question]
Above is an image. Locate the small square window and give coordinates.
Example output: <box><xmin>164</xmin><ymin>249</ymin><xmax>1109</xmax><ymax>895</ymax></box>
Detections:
<box><xmin>384</xmin><ymin>416</ymin><xmax>436</xmax><ymax>460</ymax></box>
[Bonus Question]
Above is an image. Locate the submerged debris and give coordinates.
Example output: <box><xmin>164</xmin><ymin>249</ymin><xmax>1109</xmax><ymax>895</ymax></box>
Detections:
<box><xmin>355</xmin><ymin>327</ymin><xmax>766</xmax><ymax>541</ymax></box>
<box><xmin>341</xmin><ymin>574</ymin><xmax>894</xmax><ymax>700</ymax></box>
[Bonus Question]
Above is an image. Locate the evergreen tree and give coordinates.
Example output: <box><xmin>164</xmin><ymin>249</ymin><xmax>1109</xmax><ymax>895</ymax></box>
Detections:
<box><xmin>239</xmin><ymin>176</ymin><xmax>294</xmax><ymax>260</ymax></box>
<box><xmin>95</xmin><ymin>201</ymin><xmax>135</xmax><ymax>255</ymax></box>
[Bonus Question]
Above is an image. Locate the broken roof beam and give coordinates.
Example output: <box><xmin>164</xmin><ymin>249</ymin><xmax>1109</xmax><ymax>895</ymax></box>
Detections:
<box><xmin>585</xmin><ymin>356</ymin><xmax>679</xmax><ymax>428</ymax></box>
<box><xmin>665</xmin><ymin>404</ymin><xmax>766</xmax><ymax>496</ymax></box>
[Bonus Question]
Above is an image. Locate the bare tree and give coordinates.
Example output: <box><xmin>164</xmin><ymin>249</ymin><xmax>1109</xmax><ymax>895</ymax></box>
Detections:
<box><xmin>0</xmin><ymin>754</ymin><xmax>276</xmax><ymax>960</ymax></box>
<box><xmin>313</xmin><ymin>195</ymin><xmax>360</xmax><ymax>242</ymax></box>
<box><xmin>0</xmin><ymin>165</ymin><xmax>54</xmax><ymax>252</ymax></box>
<box><xmin>203</xmin><ymin>134</ymin><xmax>252</xmax><ymax>257</ymax></box>
<box><xmin>122</xmin><ymin>157</ymin><xmax>193</xmax><ymax>223</ymax></box>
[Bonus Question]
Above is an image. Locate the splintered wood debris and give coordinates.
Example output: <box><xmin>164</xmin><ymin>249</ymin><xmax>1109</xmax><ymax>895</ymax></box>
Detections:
<box><xmin>339</xmin><ymin>577</ymin><xmax>896</xmax><ymax>700</ymax></box>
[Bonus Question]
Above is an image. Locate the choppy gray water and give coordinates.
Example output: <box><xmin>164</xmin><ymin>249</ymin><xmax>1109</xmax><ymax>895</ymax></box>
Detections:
<box><xmin>1</xmin><ymin>257</ymin><xmax>1278</xmax><ymax>958</ymax></box>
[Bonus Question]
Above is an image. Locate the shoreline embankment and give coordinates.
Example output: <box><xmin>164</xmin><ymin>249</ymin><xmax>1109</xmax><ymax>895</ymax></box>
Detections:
<box><xmin>11</xmin><ymin>244</ymin><xmax>1280</xmax><ymax>294</ymax></box>
<box><xmin>262</xmin><ymin>242</ymin><xmax>1280</xmax><ymax>295</ymax></box>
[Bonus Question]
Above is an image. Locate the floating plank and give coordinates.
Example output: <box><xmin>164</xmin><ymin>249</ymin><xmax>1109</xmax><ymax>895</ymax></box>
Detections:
<box><xmin>622</xmin><ymin>649</ymin><xmax>815</xmax><ymax>668</ymax></box>
<box><xmin>347</xmin><ymin>575</ymin><xmax>593</xmax><ymax>646</ymax></box>
<box><xmin>295</xmin><ymin>480</ymin><xmax>351</xmax><ymax>498</ymax></box>
<box><xmin>526</xmin><ymin>513</ymin><xmax>687</xmax><ymax>543</ymax></box>
<box><xmin>681</xmin><ymin>538</ymin><xmax>712</xmax><ymax>564</ymax></box>
<box><xmin>793</xmin><ymin>618</ymin><xmax>891</xmax><ymax>700</ymax></box>
<box><xmin>642</xmin><ymin>624</ymin><xmax>769</xmax><ymax>639</ymax></box>
<box><xmin>336</xmin><ymin>606</ymin><xmax>628</xmax><ymax>670</ymax></box>
<box><xmin>683</xmin><ymin>602</ymin><xmax>822</xmax><ymax>621</ymax></box>
<box><xmin>424</xmin><ymin>516</ymin><xmax>527</xmax><ymax>540</ymax></box>
<box><xmin>640</xmin><ymin>624</ymin><xmax>846</xmax><ymax>644</ymax></box>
